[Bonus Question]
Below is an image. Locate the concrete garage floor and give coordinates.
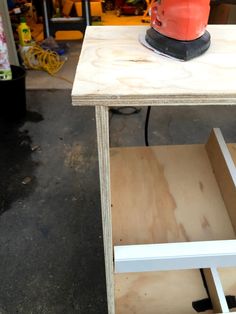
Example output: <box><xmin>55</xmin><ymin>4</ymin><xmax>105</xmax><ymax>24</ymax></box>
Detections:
<box><xmin>25</xmin><ymin>41</ymin><xmax>83</xmax><ymax>90</ymax></box>
<box><xmin>0</xmin><ymin>91</ymin><xmax>106</xmax><ymax>313</ymax></box>
<box><xmin>1</xmin><ymin>89</ymin><xmax>236</xmax><ymax>313</ymax></box>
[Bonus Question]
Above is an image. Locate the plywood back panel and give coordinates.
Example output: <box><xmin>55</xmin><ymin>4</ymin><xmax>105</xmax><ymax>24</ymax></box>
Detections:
<box><xmin>110</xmin><ymin>145</ymin><xmax>235</xmax><ymax>246</ymax></box>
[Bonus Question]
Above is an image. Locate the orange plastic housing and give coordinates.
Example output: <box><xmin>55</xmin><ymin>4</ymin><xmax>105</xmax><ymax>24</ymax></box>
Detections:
<box><xmin>150</xmin><ymin>0</ymin><xmax>210</xmax><ymax>41</ymax></box>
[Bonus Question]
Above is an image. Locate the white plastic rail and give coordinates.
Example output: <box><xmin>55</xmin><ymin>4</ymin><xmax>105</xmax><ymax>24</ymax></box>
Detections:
<box><xmin>114</xmin><ymin>240</ymin><xmax>236</xmax><ymax>273</ymax></box>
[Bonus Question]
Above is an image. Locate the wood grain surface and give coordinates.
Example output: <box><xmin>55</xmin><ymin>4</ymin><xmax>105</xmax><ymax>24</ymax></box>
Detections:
<box><xmin>72</xmin><ymin>25</ymin><xmax>236</xmax><ymax>107</ymax></box>
<box><xmin>110</xmin><ymin>144</ymin><xmax>236</xmax><ymax>246</ymax></box>
<box><xmin>115</xmin><ymin>270</ymin><xmax>211</xmax><ymax>314</ymax></box>
<box><xmin>115</xmin><ymin>267</ymin><xmax>236</xmax><ymax>314</ymax></box>
<box><xmin>111</xmin><ymin>141</ymin><xmax>236</xmax><ymax>313</ymax></box>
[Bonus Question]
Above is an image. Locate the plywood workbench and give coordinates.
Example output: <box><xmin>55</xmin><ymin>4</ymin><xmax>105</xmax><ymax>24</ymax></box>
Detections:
<box><xmin>72</xmin><ymin>25</ymin><xmax>236</xmax><ymax>314</ymax></box>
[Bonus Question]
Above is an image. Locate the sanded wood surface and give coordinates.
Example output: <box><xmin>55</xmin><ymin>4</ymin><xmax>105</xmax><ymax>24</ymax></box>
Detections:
<box><xmin>110</xmin><ymin>144</ymin><xmax>236</xmax><ymax>246</ymax></box>
<box><xmin>72</xmin><ymin>25</ymin><xmax>236</xmax><ymax>107</ymax></box>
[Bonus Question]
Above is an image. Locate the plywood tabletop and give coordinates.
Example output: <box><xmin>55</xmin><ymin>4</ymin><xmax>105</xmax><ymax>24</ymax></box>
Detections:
<box><xmin>72</xmin><ymin>25</ymin><xmax>236</xmax><ymax>107</ymax></box>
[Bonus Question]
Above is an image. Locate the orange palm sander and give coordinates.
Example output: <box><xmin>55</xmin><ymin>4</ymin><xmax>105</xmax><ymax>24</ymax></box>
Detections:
<box><xmin>145</xmin><ymin>0</ymin><xmax>211</xmax><ymax>60</ymax></box>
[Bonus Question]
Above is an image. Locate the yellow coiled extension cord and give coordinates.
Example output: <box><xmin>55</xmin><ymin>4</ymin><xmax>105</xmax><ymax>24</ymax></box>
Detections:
<box><xmin>21</xmin><ymin>45</ymin><xmax>65</xmax><ymax>76</ymax></box>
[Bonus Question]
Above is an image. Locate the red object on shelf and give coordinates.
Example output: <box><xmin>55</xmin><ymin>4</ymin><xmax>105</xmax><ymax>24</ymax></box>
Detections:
<box><xmin>150</xmin><ymin>0</ymin><xmax>211</xmax><ymax>41</ymax></box>
<box><xmin>115</xmin><ymin>0</ymin><xmax>146</xmax><ymax>16</ymax></box>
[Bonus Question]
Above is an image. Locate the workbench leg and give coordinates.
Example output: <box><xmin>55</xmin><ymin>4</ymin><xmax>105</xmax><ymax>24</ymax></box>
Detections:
<box><xmin>95</xmin><ymin>106</ymin><xmax>115</xmax><ymax>314</ymax></box>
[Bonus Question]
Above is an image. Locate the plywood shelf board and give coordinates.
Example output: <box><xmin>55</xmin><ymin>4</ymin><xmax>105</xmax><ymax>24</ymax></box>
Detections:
<box><xmin>115</xmin><ymin>267</ymin><xmax>236</xmax><ymax>314</ymax></box>
<box><xmin>110</xmin><ymin>144</ymin><xmax>236</xmax><ymax>246</ymax></box>
<box><xmin>115</xmin><ymin>269</ymin><xmax>212</xmax><ymax>314</ymax></box>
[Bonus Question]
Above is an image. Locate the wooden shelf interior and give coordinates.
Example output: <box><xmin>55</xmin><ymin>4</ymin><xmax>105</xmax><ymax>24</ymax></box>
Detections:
<box><xmin>110</xmin><ymin>128</ymin><xmax>236</xmax><ymax>313</ymax></box>
<box><xmin>113</xmin><ymin>267</ymin><xmax>236</xmax><ymax>314</ymax></box>
<box><xmin>115</xmin><ymin>269</ymin><xmax>210</xmax><ymax>314</ymax></box>
<box><xmin>111</xmin><ymin>143</ymin><xmax>236</xmax><ymax>247</ymax></box>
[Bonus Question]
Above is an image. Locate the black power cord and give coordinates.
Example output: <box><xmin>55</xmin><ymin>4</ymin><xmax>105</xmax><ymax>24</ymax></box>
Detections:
<box><xmin>110</xmin><ymin>106</ymin><xmax>141</xmax><ymax>115</ymax></box>
<box><xmin>110</xmin><ymin>106</ymin><xmax>151</xmax><ymax>146</ymax></box>
<box><xmin>192</xmin><ymin>269</ymin><xmax>236</xmax><ymax>312</ymax></box>
<box><xmin>145</xmin><ymin>106</ymin><xmax>151</xmax><ymax>146</ymax></box>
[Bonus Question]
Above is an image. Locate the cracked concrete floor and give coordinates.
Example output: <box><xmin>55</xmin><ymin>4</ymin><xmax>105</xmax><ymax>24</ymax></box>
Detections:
<box><xmin>1</xmin><ymin>90</ymin><xmax>236</xmax><ymax>313</ymax></box>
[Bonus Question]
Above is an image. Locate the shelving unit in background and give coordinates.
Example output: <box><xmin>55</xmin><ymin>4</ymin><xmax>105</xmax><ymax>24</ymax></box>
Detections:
<box><xmin>209</xmin><ymin>1</ymin><xmax>236</xmax><ymax>24</ymax></box>
<box><xmin>42</xmin><ymin>0</ymin><xmax>91</xmax><ymax>38</ymax></box>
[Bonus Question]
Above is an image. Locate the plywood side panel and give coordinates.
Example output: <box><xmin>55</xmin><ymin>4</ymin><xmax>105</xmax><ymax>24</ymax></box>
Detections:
<box><xmin>206</xmin><ymin>129</ymin><xmax>236</xmax><ymax>233</ymax></box>
<box><xmin>225</xmin><ymin>142</ymin><xmax>236</xmax><ymax>314</ymax></box>
<box><xmin>110</xmin><ymin>145</ymin><xmax>235</xmax><ymax>246</ymax></box>
<box><xmin>95</xmin><ymin>106</ymin><xmax>115</xmax><ymax>314</ymax></box>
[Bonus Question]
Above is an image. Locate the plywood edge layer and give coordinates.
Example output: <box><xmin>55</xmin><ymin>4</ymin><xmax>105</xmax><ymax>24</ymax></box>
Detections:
<box><xmin>114</xmin><ymin>240</ymin><xmax>236</xmax><ymax>273</ymax></box>
<box><xmin>71</xmin><ymin>95</ymin><xmax>236</xmax><ymax>106</ymax></box>
<box><xmin>206</xmin><ymin>128</ymin><xmax>236</xmax><ymax>233</ymax></box>
<box><xmin>95</xmin><ymin>106</ymin><xmax>115</xmax><ymax>314</ymax></box>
